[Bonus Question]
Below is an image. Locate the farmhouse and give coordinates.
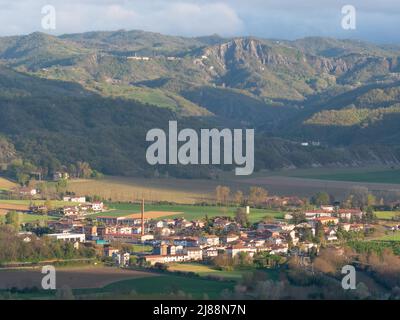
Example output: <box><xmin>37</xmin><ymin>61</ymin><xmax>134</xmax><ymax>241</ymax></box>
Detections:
<box><xmin>18</xmin><ymin>187</ymin><xmax>37</xmax><ymax>196</ymax></box>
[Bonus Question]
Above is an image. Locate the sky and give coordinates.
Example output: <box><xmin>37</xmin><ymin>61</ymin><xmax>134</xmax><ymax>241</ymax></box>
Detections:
<box><xmin>0</xmin><ymin>0</ymin><xmax>399</xmax><ymax>43</ymax></box>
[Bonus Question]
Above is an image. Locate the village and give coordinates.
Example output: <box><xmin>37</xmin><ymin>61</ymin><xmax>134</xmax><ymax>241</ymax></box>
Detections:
<box><xmin>8</xmin><ymin>184</ymin><xmax>393</xmax><ymax>272</ymax></box>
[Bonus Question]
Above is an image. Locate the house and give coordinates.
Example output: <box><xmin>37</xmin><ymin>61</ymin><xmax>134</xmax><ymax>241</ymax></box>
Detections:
<box><xmin>320</xmin><ymin>205</ymin><xmax>335</xmax><ymax>212</ymax></box>
<box><xmin>193</xmin><ymin>220</ymin><xmax>205</xmax><ymax>228</ymax></box>
<box><xmin>314</xmin><ymin>217</ymin><xmax>339</xmax><ymax>225</ymax></box>
<box><xmin>18</xmin><ymin>231</ymin><xmax>35</xmax><ymax>243</ymax></box>
<box><xmin>97</xmin><ymin>215</ymin><xmax>147</xmax><ymax>226</ymax></box>
<box><xmin>173</xmin><ymin>237</ymin><xmax>199</xmax><ymax>247</ymax></box>
<box><xmin>184</xmin><ymin>247</ymin><xmax>203</xmax><ymax>261</ymax></box>
<box><xmin>213</xmin><ymin>218</ymin><xmax>231</xmax><ymax>228</ymax></box>
<box><xmin>127</xmin><ymin>56</ymin><xmax>150</xmax><ymax>61</ymax></box>
<box><xmin>299</xmin><ymin>241</ymin><xmax>318</xmax><ymax>253</ymax></box>
<box><xmin>63</xmin><ymin>196</ymin><xmax>86</xmax><ymax>203</ymax></box>
<box><xmin>270</xmin><ymin>244</ymin><xmax>289</xmax><ymax>255</ymax></box>
<box><xmin>203</xmin><ymin>248</ymin><xmax>218</xmax><ymax>258</ymax></box>
<box><xmin>226</xmin><ymin>245</ymin><xmax>258</xmax><ymax>258</ymax></box>
<box><xmin>47</xmin><ymin>232</ymin><xmax>85</xmax><ymax>243</ymax></box>
<box><xmin>63</xmin><ymin>206</ymin><xmax>80</xmax><ymax>217</ymax></box>
<box><xmin>104</xmin><ymin>246</ymin><xmax>119</xmax><ymax>257</ymax></box>
<box><xmin>325</xmin><ymin>229</ymin><xmax>338</xmax><ymax>242</ymax></box>
<box><xmin>200</xmin><ymin>235</ymin><xmax>219</xmax><ymax>246</ymax></box>
<box><xmin>84</xmin><ymin>225</ymin><xmax>97</xmax><ymax>239</ymax></box>
<box><xmin>144</xmin><ymin>254</ymin><xmax>190</xmax><ymax>265</ymax></box>
<box><xmin>157</xmin><ymin>227</ymin><xmax>174</xmax><ymax>237</ymax></box>
<box><xmin>18</xmin><ymin>187</ymin><xmax>37</xmax><ymax>196</ymax></box>
<box><xmin>53</xmin><ymin>172</ymin><xmax>69</xmax><ymax>181</ymax></box>
<box><xmin>91</xmin><ymin>202</ymin><xmax>104</xmax><ymax>212</ymax></box>
<box><xmin>221</xmin><ymin>234</ymin><xmax>239</xmax><ymax>244</ymax></box>
<box><xmin>338</xmin><ymin>209</ymin><xmax>364</xmax><ymax>221</ymax></box>
<box><xmin>304</xmin><ymin>210</ymin><xmax>332</xmax><ymax>220</ymax></box>
<box><xmin>112</xmin><ymin>252</ymin><xmax>130</xmax><ymax>267</ymax></box>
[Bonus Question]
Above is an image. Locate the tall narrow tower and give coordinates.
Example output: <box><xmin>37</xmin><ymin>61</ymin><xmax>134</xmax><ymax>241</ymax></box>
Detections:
<box><xmin>141</xmin><ymin>198</ymin><xmax>145</xmax><ymax>236</ymax></box>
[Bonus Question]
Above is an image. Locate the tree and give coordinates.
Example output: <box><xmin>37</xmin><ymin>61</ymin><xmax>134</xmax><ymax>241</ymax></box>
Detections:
<box><xmin>215</xmin><ymin>185</ymin><xmax>230</xmax><ymax>205</ymax></box>
<box><xmin>314</xmin><ymin>221</ymin><xmax>325</xmax><ymax>244</ymax></box>
<box><xmin>291</xmin><ymin>212</ymin><xmax>306</xmax><ymax>224</ymax></box>
<box><xmin>345</xmin><ymin>186</ymin><xmax>373</xmax><ymax>208</ymax></box>
<box><xmin>76</xmin><ymin>161</ymin><xmax>93</xmax><ymax>178</ymax></box>
<box><xmin>5</xmin><ymin>211</ymin><xmax>20</xmax><ymax>230</ymax></box>
<box><xmin>311</xmin><ymin>192</ymin><xmax>330</xmax><ymax>206</ymax></box>
<box><xmin>233</xmin><ymin>190</ymin><xmax>244</xmax><ymax>205</ymax></box>
<box><xmin>234</xmin><ymin>208</ymin><xmax>249</xmax><ymax>227</ymax></box>
<box><xmin>363</xmin><ymin>206</ymin><xmax>377</xmax><ymax>224</ymax></box>
<box><xmin>44</xmin><ymin>200</ymin><xmax>53</xmax><ymax>212</ymax></box>
<box><xmin>249</xmin><ymin>187</ymin><xmax>268</xmax><ymax>207</ymax></box>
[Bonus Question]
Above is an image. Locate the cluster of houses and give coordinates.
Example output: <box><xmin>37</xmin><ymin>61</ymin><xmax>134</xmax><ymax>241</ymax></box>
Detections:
<box><xmin>29</xmin><ymin>196</ymin><xmax>105</xmax><ymax>218</ymax></box>
<box><xmin>23</xmin><ymin>195</ymin><xmax>374</xmax><ymax>268</ymax></box>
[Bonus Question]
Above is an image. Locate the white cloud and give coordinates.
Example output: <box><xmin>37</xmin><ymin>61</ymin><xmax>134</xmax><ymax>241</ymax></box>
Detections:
<box><xmin>0</xmin><ymin>0</ymin><xmax>398</xmax><ymax>42</ymax></box>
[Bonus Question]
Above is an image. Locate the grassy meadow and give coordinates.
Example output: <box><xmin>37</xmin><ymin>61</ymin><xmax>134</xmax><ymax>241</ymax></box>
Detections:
<box><xmin>93</xmin><ymin>202</ymin><xmax>284</xmax><ymax>223</ymax></box>
<box><xmin>375</xmin><ymin>211</ymin><xmax>400</xmax><ymax>220</ymax></box>
<box><xmin>0</xmin><ymin>177</ymin><xmax>16</xmax><ymax>191</ymax></box>
<box><xmin>266</xmin><ymin>166</ymin><xmax>400</xmax><ymax>184</ymax></box>
<box><xmin>168</xmin><ymin>263</ymin><xmax>249</xmax><ymax>280</ymax></box>
<box><xmin>73</xmin><ymin>274</ymin><xmax>235</xmax><ymax>299</ymax></box>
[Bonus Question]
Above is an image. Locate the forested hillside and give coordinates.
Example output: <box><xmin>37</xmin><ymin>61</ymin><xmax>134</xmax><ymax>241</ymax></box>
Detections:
<box><xmin>0</xmin><ymin>30</ymin><xmax>400</xmax><ymax>178</ymax></box>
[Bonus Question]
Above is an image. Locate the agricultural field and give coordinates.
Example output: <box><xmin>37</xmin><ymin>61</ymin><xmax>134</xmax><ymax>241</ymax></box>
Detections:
<box><xmin>0</xmin><ymin>199</ymin><xmax>68</xmax><ymax>219</ymax></box>
<box><xmin>66</xmin><ymin>176</ymin><xmax>217</xmax><ymax>204</ymax></box>
<box><xmin>168</xmin><ymin>263</ymin><xmax>249</xmax><ymax>280</ymax></box>
<box><xmin>0</xmin><ymin>268</ymin><xmax>235</xmax><ymax>300</ymax></box>
<box><xmin>0</xmin><ymin>177</ymin><xmax>16</xmax><ymax>191</ymax></box>
<box><xmin>65</xmin><ymin>166</ymin><xmax>400</xmax><ymax>206</ymax></box>
<box><xmin>376</xmin><ymin>211</ymin><xmax>400</xmax><ymax>220</ymax></box>
<box><xmin>75</xmin><ymin>274</ymin><xmax>235</xmax><ymax>300</ymax></box>
<box><xmin>92</xmin><ymin>202</ymin><xmax>284</xmax><ymax>223</ymax></box>
<box><xmin>0</xmin><ymin>266</ymin><xmax>156</xmax><ymax>290</ymax></box>
<box><xmin>266</xmin><ymin>166</ymin><xmax>400</xmax><ymax>184</ymax></box>
<box><xmin>377</xmin><ymin>232</ymin><xmax>400</xmax><ymax>242</ymax></box>
<box><xmin>0</xmin><ymin>212</ymin><xmax>55</xmax><ymax>224</ymax></box>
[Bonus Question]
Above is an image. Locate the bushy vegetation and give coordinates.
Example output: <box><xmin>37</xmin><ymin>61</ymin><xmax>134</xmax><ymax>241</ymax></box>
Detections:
<box><xmin>0</xmin><ymin>225</ymin><xmax>96</xmax><ymax>264</ymax></box>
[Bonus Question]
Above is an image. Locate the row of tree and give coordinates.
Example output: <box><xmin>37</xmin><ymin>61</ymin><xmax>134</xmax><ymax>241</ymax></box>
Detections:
<box><xmin>215</xmin><ymin>185</ymin><xmax>268</xmax><ymax>207</ymax></box>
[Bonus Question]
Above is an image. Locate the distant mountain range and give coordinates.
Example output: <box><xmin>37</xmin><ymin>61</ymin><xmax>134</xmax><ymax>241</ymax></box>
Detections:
<box><xmin>1</xmin><ymin>30</ymin><xmax>400</xmax><ymax>178</ymax></box>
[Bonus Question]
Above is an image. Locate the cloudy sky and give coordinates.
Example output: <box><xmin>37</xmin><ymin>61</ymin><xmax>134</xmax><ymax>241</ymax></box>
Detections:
<box><xmin>0</xmin><ymin>0</ymin><xmax>399</xmax><ymax>43</ymax></box>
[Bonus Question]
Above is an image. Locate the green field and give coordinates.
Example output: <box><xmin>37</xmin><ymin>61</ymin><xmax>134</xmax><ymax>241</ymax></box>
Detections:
<box><xmin>0</xmin><ymin>199</ymin><xmax>70</xmax><ymax>207</ymax></box>
<box><xmin>168</xmin><ymin>263</ymin><xmax>248</xmax><ymax>280</ymax></box>
<box><xmin>276</xmin><ymin>167</ymin><xmax>400</xmax><ymax>184</ymax></box>
<box><xmin>92</xmin><ymin>202</ymin><xmax>284</xmax><ymax>223</ymax></box>
<box><xmin>0</xmin><ymin>212</ymin><xmax>55</xmax><ymax>224</ymax></box>
<box><xmin>75</xmin><ymin>274</ymin><xmax>235</xmax><ymax>299</ymax></box>
<box><xmin>129</xmin><ymin>244</ymin><xmax>153</xmax><ymax>253</ymax></box>
<box><xmin>377</xmin><ymin>233</ymin><xmax>400</xmax><ymax>242</ymax></box>
<box><xmin>376</xmin><ymin>211</ymin><xmax>400</xmax><ymax>220</ymax></box>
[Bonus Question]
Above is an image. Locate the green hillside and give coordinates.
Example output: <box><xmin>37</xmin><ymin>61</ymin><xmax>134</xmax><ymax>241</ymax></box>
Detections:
<box><xmin>1</xmin><ymin>30</ymin><xmax>400</xmax><ymax>178</ymax></box>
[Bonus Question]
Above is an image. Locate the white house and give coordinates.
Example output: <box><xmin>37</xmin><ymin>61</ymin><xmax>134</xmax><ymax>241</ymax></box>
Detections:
<box><xmin>200</xmin><ymin>235</ymin><xmax>219</xmax><ymax>246</ymax></box>
<box><xmin>63</xmin><ymin>196</ymin><xmax>86</xmax><ymax>203</ymax></box>
<box><xmin>47</xmin><ymin>232</ymin><xmax>85</xmax><ymax>243</ymax></box>
<box><xmin>184</xmin><ymin>247</ymin><xmax>203</xmax><ymax>261</ymax></box>
<box><xmin>91</xmin><ymin>202</ymin><xmax>104</xmax><ymax>211</ymax></box>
